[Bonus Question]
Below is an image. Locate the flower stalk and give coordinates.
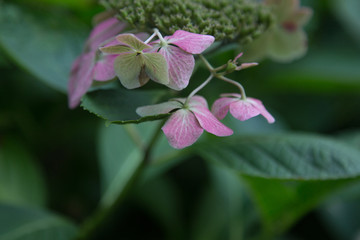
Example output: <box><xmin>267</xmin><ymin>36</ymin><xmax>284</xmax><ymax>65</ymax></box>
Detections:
<box><xmin>185</xmin><ymin>74</ymin><xmax>213</xmax><ymax>106</ymax></box>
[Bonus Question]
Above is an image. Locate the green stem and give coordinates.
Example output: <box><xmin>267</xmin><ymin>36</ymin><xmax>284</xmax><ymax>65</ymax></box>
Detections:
<box><xmin>199</xmin><ymin>54</ymin><xmax>215</xmax><ymax>73</ymax></box>
<box><xmin>144</xmin><ymin>119</ymin><xmax>167</xmax><ymax>164</ymax></box>
<box><xmin>123</xmin><ymin>124</ymin><xmax>145</xmax><ymax>151</ymax></box>
<box><xmin>154</xmin><ymin>28</ymin><xmax>167</xmax><ymax>46</ymax></box>
<box><xmin>144</xmin><ymin>31</ymin><xmax>157</xmax><ymax>44</ymax></box>
<box><xmin>75</xmin><ymin>121</ymin><xmax>165</xmax><ymax>240</ymax></box>
<box><xmin>217</xmin><ymin>75</ymin><xmax>247</xmax><ymax>100</ymax></box>
<box><xmin>185</xmin><ymin>74</ymin><xmax>213</xmax><ymax>106</ymax></box>
<box><xmin>213</xmin><ymin>64</ymin><xmax>227</xmax><ymax>72</ymax></box>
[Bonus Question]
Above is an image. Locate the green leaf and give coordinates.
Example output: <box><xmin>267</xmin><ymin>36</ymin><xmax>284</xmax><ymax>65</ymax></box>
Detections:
<box><xmin>16</xmin><ymin>0</ymin><xmax>94</xmax><ymax>10</ymax></box>
<box><xmin>98</xmin><ymin>124</ymin><xmax>147</xmax><ymax>207</ymax></box>
<box><xmin>98</xmin><ymin>121</ymin><xmax>183</xmax><ymax>206</ymax></box>
<box><xmin>318</xmin><ymin>180</ymin><xmax>360</xmax><ymax>240</ymax></box>
<box><xmin>195</xmin><ymin>133</ymin><xmax>360</xmax><ymax>180</ymax></box>
<box><xmin>81</xmin><ymin>88</ymin><xmax>170</xmax><ymax>124</ymax></box>
<box><xmin>133</xmin><ymin>176</ymin><xmax>184</xmax><ymax>240</ymax></box>
<box><xmin>116</xmin><ymin>34</ymin><xmax>151</xmax><ymax>51</ymax></box>
<box><xmin>0</xmin><ymin>137</ymin><xmax>46</xmax><ymax>207</ymax></box>
<box><xmin>143</xmin><ymin>53</ymin><xmax>169</xmax><ymax>85</ymax></box>
<box><xmin>191</xmin><ymin>166</ymin><xmax>260</xmax><ymax>240</ymax></box>
<box><xmin>333</xmin><ymin>0</ymin><xmax>360</xmax><ymax>45</ymax></box>
<box><xmin>338</xmin><ymin>130</ymin><xmax>360</xmax><ymax>149</ymax></box>
<box><xmin>0</xmin><ymin>3</ymin><xmax>86</xmax><ymax>92</ymax></box>
<box><xmin>243</xmin><ymin>176</ymin><xmax>357</xmax><ymax>237</ymax></box>
<box><xmin>0</xmin><ymin>50</ymin><xmax>9</xmax><ymax>67</ymax></box>
<box><xmin>0</xmin><ymin>203</ymin><xmax>77</xmax><ymax>240</ymax></box>
<box><xmin>255</xmin><ymin>45</ymin><xmax>360</xmax><ymax>93</ymax></box>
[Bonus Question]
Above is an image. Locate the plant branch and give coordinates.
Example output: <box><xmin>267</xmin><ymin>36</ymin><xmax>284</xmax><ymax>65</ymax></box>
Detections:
<box><xmin>199</xmin><ymin>54</ymin><xmax>215</xmax><ymax>73</ymax></box>
<box><xmin>75</xmin><ymin>121</ymin><xmax>166</xmax><ymax>240</ymax></box>
<box><xmin>123</xmin><ymin>124</ymin><xmax>145</xmax><ymax>151</ymax></box>
<box><xmin>185</xmin><ymin>74</ymin><xmax>213</xmax><ymax>105</ymax></box>
<box><xmin>217</xmin><ymin>75</ymin><xmax>247</xmax><ymax>100</ymax></box>
<box><xmin>143</xmin><ymin>119</ymin><xmax>166</xmax><ymax>164</ymax></box>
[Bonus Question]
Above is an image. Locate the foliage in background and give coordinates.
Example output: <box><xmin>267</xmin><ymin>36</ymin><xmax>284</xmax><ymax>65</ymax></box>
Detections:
<box><xmin>0</xmin><ymin>0</ymin><xmax>360</xmax><ymax>239</ymax></box>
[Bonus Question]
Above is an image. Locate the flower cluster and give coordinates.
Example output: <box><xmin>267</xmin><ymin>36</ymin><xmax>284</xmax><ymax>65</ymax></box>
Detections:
<box><xmin>137</xmin><ymin>93</ymin><xmax>274</xmax><ymax>149</ymax></box>
<box><xmin>69</xmin><ymin>12</ymin><xmax>275</xmax><ymax>149</ymax></box>
<box><xmin>242</xmin><ymin>0</ymin><xmax>313</xmax><ymax>62</ymax></box>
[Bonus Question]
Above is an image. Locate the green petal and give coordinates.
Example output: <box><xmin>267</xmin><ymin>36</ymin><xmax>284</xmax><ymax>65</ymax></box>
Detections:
<box><xmin>267</xmin><ymin>27</ymin><xmax>307</xmax><ymax>62</ymax></box>
<box><xmin>116</xmin><ymin>34</ymin><xmax>152</xmax><ymax>51</ymax></box>
<box><xmin>290</xmin><ymin>8</ymin><xmax>313</xmax><ymax>26</ymax></box>
<box><xmin>143</xmin><ymin>52</ymin><xmax>169</xmax><ymax>85</ymax></box>
<box><xmin>100</xmin><ymin>45</ymin><xmax>133</xmax><ymax>54</ymax></box>
<box><xmin>114</xmin><ymin>53</ymin><xmax>149</xmax><ymax>89</ymax></box>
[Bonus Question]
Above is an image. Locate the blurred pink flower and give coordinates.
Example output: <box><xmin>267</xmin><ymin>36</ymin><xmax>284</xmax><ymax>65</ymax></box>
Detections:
<box><xmin>137</xmin><ymin>96</ymin><xmax>233</xmax><ymax>149</ymax></box>
<box><xmin>150</xmin><ymin>30</ymin><xmax>215</xmax><ymax>90</ymax></box>
<box><xmin>242</xmin><ymin>0</ymin><xmax>313</xmax><ymax>62</ymax></box>
<box><xmin>68</xmin><ymin>16</ymin><xmax>126</xmax><ymax>109</ymax></box>
<box><xmin>212</xmin><ymin>93</ymin><xmax>275</xmax><ymax>123</ymax></box>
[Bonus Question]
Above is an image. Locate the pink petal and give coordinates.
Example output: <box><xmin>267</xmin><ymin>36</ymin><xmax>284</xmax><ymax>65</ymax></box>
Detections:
<box><xmin>68</xmin><ymin>55</ymin><xmax>82</xmax><ymax>87</ymax></box>
<box><xmin>135</xmin><ymin>32</ymin><xmax>150</xmax><ymax>41</ymax></box>
<box><xmin>103</xmin><ymin>38</ymin><xmax>121</xmax><ymax>48</ymax></box>
<box><xmin>247</xmin><ymin>98</ymin><xmax>275</xmax><ymax>123</ymax></box>
<box><xmin>220</xmin><ymin>93</ymin><xmax>242</xmax><ymax>98</ymax></box>
<box><xmin>229</xmin><ymin>98</ymin><xmax>275</xmax><ymax>123</ymax></box>
<box><xmin>68</xmin><ymin>52</ymin><xmax>95</xmax><ymax>109</ymax></box>
<box><xmin>89</xmin><ymin>18</ymin><xmax>118</xmax><ymax>40</ymax></box>
<box><xmin>166</xmin><ymin>30</ymin><xmax>215</xmax><ymax>54</ymax></box>
<box><xmin>68</xmin><ymin>56</ymin><xmax>82</xmax><ymax>107</ymax></box>
<box><xmin>93</xmin><ymin>55</ymin><xmax>117</xmax><ymax>81</ymax></box>
<box><xmin>87</xmin><ymin>18</ymin><xmax>126</xmax><ymax>50</ymax></box>
<box><xmin>229</xmin><ymin>100</ymin><xmax>260</xmax><ymax>121</ymax></box>
<box><xmin>158</xmin><ymin>46</ymin><xmax>195</xmax><ymax>90</ymax></box>
<box><xmin>136</xmin><ymin>101</ymin><xmax>183</xmax><ymax>117</ymax></box>
<box><xmin>162</xmin><ymin>109</ymin><xmax>204</xmax><ymax>149</ymax></box>
<box><xmin>211</xmin><ymin>97</ymin><xmax>238</xmax><ymax>120</ymax></box>
<box><xmin>187</xmin><ymin>95</ymin><xmax>209</xmax><ymax>108</ymax></box>
<box><xmin>70</xmin><ymin>55</ymin><xmax>82</xmax><ymax>75</ymax></box>
<box><xmin>234</xmin><ymin>52</ymin><xmax>243</xmax><ymax>62</ymax></box>
<box><xmin>191</xmin><ymin>106</ymin><xmax>233</xmax><ymax>137</ymax></box>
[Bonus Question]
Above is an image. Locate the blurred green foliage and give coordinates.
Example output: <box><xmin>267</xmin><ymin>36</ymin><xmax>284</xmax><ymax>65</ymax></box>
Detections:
<box><xmin>0</xmin><ymin>0</ymin><xmax>360</xmax><ymax>239</ymax></box>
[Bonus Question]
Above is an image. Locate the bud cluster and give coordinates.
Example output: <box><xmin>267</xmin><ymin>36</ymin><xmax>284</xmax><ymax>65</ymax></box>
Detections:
<box><xmin>100</xmin><ymin>0</ymin><xmax>273</xmax><ymax>42</ymax></box>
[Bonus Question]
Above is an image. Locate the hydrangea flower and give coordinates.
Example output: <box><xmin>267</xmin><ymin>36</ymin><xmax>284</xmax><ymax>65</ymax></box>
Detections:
<box><xmin>86</xmin><ymin>16</ymin><xmax>127</xmax><ymax>51</ymax></box>
<box><xmin>137</xmin><ymin>96</ymin><xmax>233</xmax><ymax>149</ymax></box>
<box><xmin>242</xmin><ymin>0</ymin><xmax>313</xmax><ymax>62</ymax></box>
<box><xmin>68</xmin><ymin>15</ymin><xmax>126</xmax><ymax>109</ymax></box>
<box><xmin>212</xmin><ymin>93</ymin><xmax>275</xmax><ymax>123</ymax></box>
<box><xmin>150</xmin><ymin>30</ymin><xmax>215</xmax><ymax>90</ymax></box>
<box><xmin>100</xmin><ymin>34</ymin><xmax>169</xmax><ymax>89</ymax></box>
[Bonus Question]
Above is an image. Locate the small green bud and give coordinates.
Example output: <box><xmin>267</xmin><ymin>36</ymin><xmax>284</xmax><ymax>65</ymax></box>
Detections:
<box><xmin>225</xmin><ymin>61</ymin><xmax>237</xmax><ymax>73</ymax></box>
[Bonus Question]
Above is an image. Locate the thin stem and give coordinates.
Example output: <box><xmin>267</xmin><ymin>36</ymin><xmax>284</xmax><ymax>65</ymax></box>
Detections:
<box><xmin>199</xmin><ymin>54</ymin><xmax>215</xmax><ymax>72</ymax></box>
<box><xmin>185</xmin><ymin>74</ymin><xmax>213</xmax><ymax>105</ymax></box>
<box><xmin>144</xmin><ymin>119</ymin><xmax>166</xmax><ymax>164</ymax></box>
<box><xmin>217</xmin><ymin>75</ymin><xmax>247</xmax><ymax>100</ymax></box>
<box><xmin>123</xmin><ymin>124</ymin><xmax>145</xmax><ymax>151</ymax></box>
<box><xmin>213</xmin><ymin>64</ymin><xmax>227</xmax><ymax>72</ymax></box>
<box><xmin>75</xmin><ymin>121</ymin><xmax>166</xmax><ymax>240</ymax></box>
<box><xmin>144</xmin><ymin>31</ymin><xmax>157</xmax><ymax>44</ymax></box>
<box><xmin>154</xmin><ymin>28</ymin><xmax>167</xmax><ymax>45</ymax></box>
